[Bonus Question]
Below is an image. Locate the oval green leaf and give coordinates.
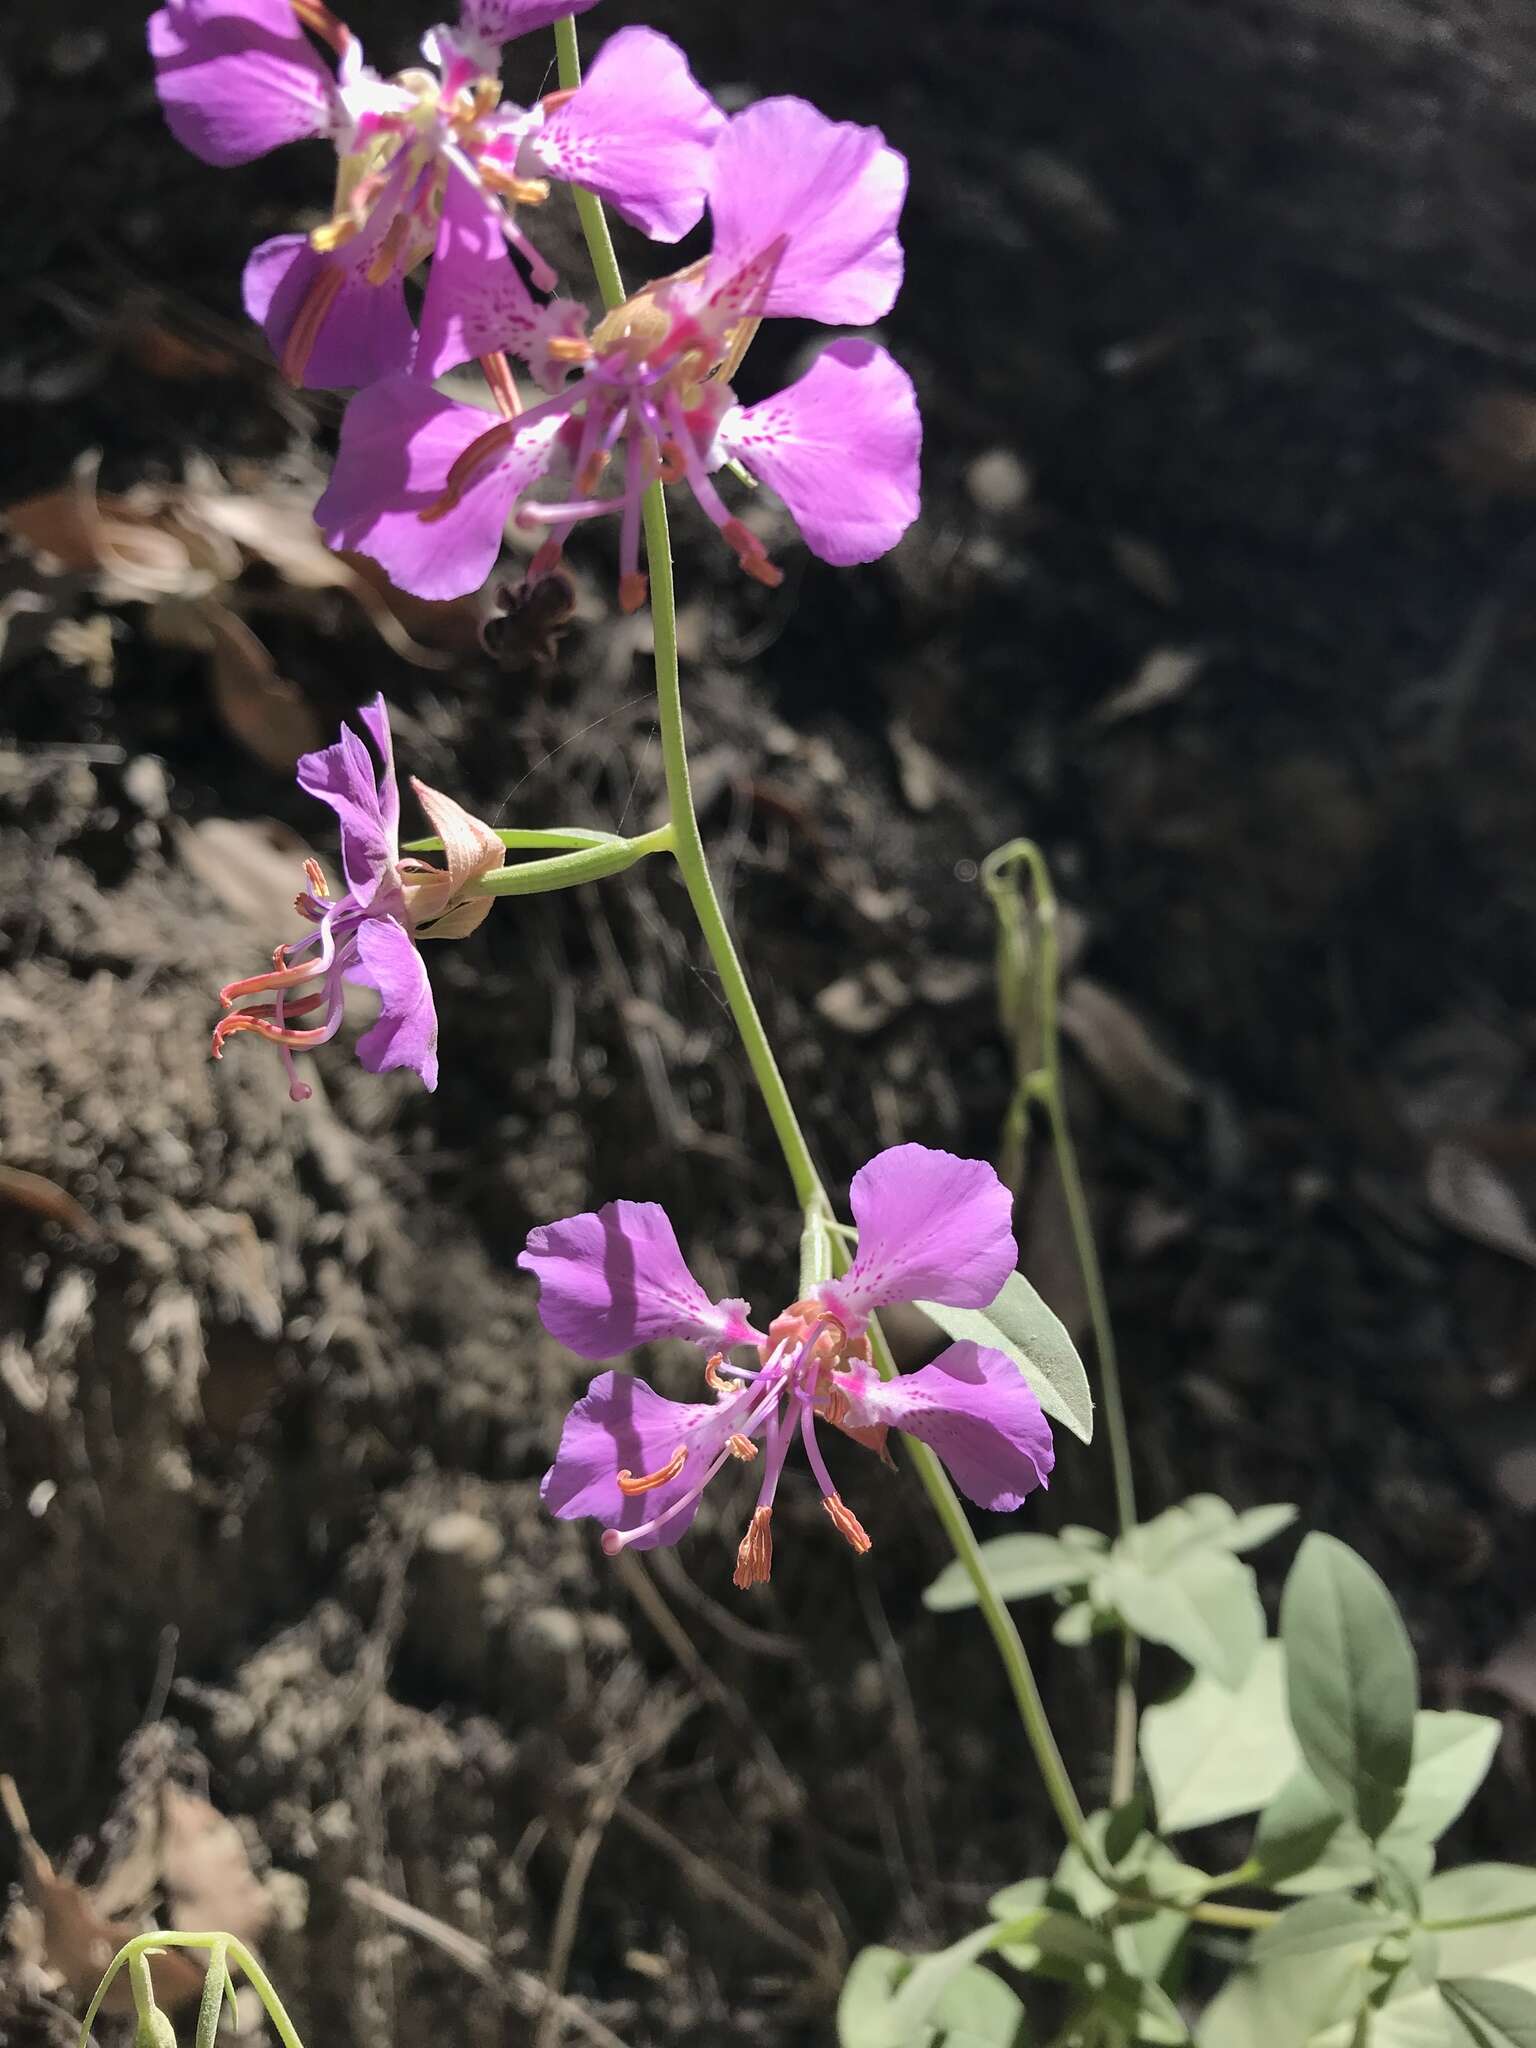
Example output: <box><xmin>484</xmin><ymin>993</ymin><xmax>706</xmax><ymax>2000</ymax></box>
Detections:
<box><xmin>1279</xmin><ymin>1533</ymin><xmax>1418</xmax><ymax>1841</ymax></box>
<box><xmin>916</xmin><ymin>1270</ymin><xmax>1093</xmax><ymax>1443</ymax></box>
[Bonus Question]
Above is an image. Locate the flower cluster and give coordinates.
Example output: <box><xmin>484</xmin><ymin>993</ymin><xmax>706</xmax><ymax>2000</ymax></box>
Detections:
<box><xmin>149</xmin><ymin>0</ymin><xmax>922</xmax><ymax>607</ymax></box>
<box><xmin>524</xmin><ymin>1145</ymin><xmax>1053</xmax><ymax>1583</ymax></box>
<box><xmin>211</xmin><ymin>693</ymin><xmax>502</xmax><ymax>1097</ymax></box>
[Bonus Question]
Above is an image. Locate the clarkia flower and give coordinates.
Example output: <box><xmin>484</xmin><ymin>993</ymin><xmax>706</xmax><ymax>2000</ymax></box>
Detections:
<box><xmin>148</xmin><ymin>0</ymin><xmax>723</xmax><ymax>389</ymax></box>
<box><xmin>315</xmin><ymin>96</ymin><xmax>921</xmax><ymax>604</ymax></box>
<box><xmin>522</xmin><ymin>1145</ymin><xmax>1053</xmax><ymax>1586</ymax></box>
<box><xmin>211</xmin><ymin>692</ymin><xmax>504</xmax><ymax>1097</ymax></box>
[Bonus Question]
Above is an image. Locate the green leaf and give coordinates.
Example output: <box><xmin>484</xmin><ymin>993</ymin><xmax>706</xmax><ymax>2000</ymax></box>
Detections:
<box><xmin>1196</xmin><ymin>1946</ymin><xmax>1373</xmax><ymax>2048</ymax></box>
<box><xmin>1422</xmin><ymin>1869</ymin><xmax>1536</xmax><ymax>1979</ymax></box>
<box><xmin>1252</xmin><ymin>1767</ymin><xmax>1346</xmax><ymax>1885</ymax></box>
<box><xmin>916</xmin><ymin>1270</ymin><xmax>1093</xmax><ymax>1443</ymax></box>
<box><xmin>1261</xmin><ymin>1712</ymin><xmax>1501</xmax><ymax>1896</ymax></box>
<box><xmin>1220</xmin><ymin>1503</ymin><xmax>1299</xmax><ymax>1554</ymax></box>
<box><xmin>1052</xmin><ymin>1599</ymin><xmax>1099</xmax><ymax>1647</ymax></box>
<box><xmin>1279</xmin><ymin>1533</ymin><xmax>1418</xmax><ymax>1840</ymax></box>
<box><xmin>1441</xmin><ymin>1978</ymin><xmax>1536</xmax><ymax>2048</ymax></box>
<box><xmin>1250</xmin><ymin>1896</ymin><xmax>1399</xmax><ymax>1964</ymax></box>
<box><xmin>1102</xmin><ymin>1549</ymin><xmax>1264</xmax><ymax>1688</ymax></box>
<box><xmin>1141</xmin><ymin>1641</ymin><xmax>1299</xmax><ymax>1833</ymax></box>
<box><xmin>839</xmin><ymin>1949</ymin><xmax>912</xmax><ymax>2048</ymax></box>
<box><xmin>928</xmin><ymin>1966</ymin><xmax>1025</xmax><ymax>2047</ymax></box>
<box><xmin>841</xmin><ymin>1920</ymin><xmax>1041</xmax><ymax>2048</ymax></box>
<box><xmin>924</xmin><ymin>1532</ymin><xmax>1097</xmax><ymax>1613</ymax></box>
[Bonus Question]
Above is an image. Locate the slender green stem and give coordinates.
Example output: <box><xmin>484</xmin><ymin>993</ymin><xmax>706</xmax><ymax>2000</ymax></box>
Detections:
<box><xmin>406</xmin><ymin>826</ymin><xmax>628</xmax><ymax>855</ymax></box>
<box><xmin>553</xmin><ymin>9</ymin><xmax>1085</xmax><ymax>1857</ymax></box>
<box><xmin>81</xmin><ymin>1935</ymin><xmax>307</xmax><ymax>2048</ymax></box>
<box><xmin>868</xmin><ymin>1314</ymin><xmax>1088</xmax><ymax>1851</ymax></box>
<box><xmin>643</xmin><ymin>485</ymin><xmax>824</xmax><ymax>1210</ymax></box>
<box><xmin>985</xmin><ymin>840</ymin><xmax>1140</xmax><ymax>1803</ymax></box>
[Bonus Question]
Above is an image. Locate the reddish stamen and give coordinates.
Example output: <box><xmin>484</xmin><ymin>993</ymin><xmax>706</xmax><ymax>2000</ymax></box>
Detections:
<box><xmin>733</xmin><ymin>1505</ymin><xmax>773</xmax><ymax>1589</ymax></box>
<box><xmin>421</xmin><ymin>419</ymin><xmax>519</xmax><ymax>522</ymax></box>
<box><xmin>727</xmin><ymin>1433</ymin><xmax>758</xmax><ymax>1462</ymax></box>
<box><xmin>303</xmin><ymin>858</ymin><xmax>328</xmax><ymax>898</ymax></box>
<box><xmin>704</xmin><ymin>1354</ymin><xmax>732</xmax><ymax>1392</ymax></box>
<box><xmin>210</xmin><ymin>1009</ymin><xmax>335</xmax><ymax>1058</ymax></box>
<box><xmin>289</xmin><ymin>0</ymin><xmax>350</xmax><ymax>56</ymax></box>
<box><xmin>280</xmin><ymin>264</ymin><xmax>345</xmax><ymax>386</ymax></box>
<box><xmin>822</xmin><ymin>1493</ymin><xmax>873</xmax><ymax>1556</ymax></box>
<box><xmin>619</xmin><ymin>572</ymin><xmax>648</xmax><ymax>614</ymax></box>
<box><xmin>217</xmin><ymin>957</ymin><xmax>321</xmax><ymax>1007</ymax></box>
<box><xmin>480</xmin><ymin>351</ymin><xmax>523</xmax><ymax>420</ymax></box>
<box><xmin>724</xmin><ymin>517</ymin><xmax>784</xmax><ymax>589</ymax></box>
<box><xmin>616</xmin><ymin>1443</ymin><xmax>687</xmax><ymax>1496</ymax></box>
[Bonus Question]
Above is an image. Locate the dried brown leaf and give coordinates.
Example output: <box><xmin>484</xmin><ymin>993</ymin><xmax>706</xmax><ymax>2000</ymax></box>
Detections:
<box><xmin>0</xmin><ymin>1164</ymin><xmax>95</xmax><ymax>1236</ymax></box>
<box><xmin>0</xmin><ymin>1777</ymin><xmax>202</xmax><ymax>2014</ymax></box>
<box><xmin>1426</xmin><ymin>1140</ymin><xmax>1536</xmax><ymax>1266</ymax></box>
<box><xmin>199</xmin><ymin>602</ymin><xmax>324</xmax><ymax>773</ymax></box>
<box><xmin>1058</xmin><ymin>977</ymin><xmax>1197</xmax><ymax>1139</ymax></box>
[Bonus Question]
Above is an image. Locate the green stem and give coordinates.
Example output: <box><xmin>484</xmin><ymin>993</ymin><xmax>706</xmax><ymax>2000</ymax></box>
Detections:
<box><xmin>81</xmin><ymin>1935</ymin><xmax>307</xmax><ymax>2048</ymax></box>
<box><xmin>986</xmin><ymin>840</ymin><xmax>1140</xmax><ymax>1804</ymax></box>
<box><xmin>553</xmin><ymin>9</ymin><xmax>1085</xmax><ymax>1857</ymax></box>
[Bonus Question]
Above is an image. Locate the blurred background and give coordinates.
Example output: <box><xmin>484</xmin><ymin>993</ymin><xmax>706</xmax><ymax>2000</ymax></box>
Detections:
<box><xmin>4</xmin><ymin>0</ymin><xmax>1536</xmax><ymax>2040</ymax></box>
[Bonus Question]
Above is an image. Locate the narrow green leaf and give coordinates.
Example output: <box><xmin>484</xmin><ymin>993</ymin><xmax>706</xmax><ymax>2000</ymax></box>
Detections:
<box><xmin>1250</xmin><ymin>1896</ymin><xmax>1399</xmax><ymax>1964</ymax></box>
<box><xmin>1103</xmin><ymin>1549</ymin><xmax>1264</xmax><ymax>1688</ymax></box>
<box><xmin>1441</xmin><ymin>1976</ymin><xmax>1536</xmax><ymax>2048</ymax></box>
<box><xmin>1052</xmin><ymin>1598</ymin><xmax>1099</xmax><ymax>1647</ymax></box>
<box><xmin>1141</xmin><ymin>1642</ymin><xmax>1299</xmax><ymax>1833</ymax></box>
<box><xmin>1280</xmin><ymin>1533</ymin><xmax>1418</xmax><ymax>1840</ymax></box>
<box><xmin>923</xmin><ymin>1533</ymin><xmax>1096</xmax><ymax>1613</ymax></box>
<box><xmin>1219</xmin><ymin>1503</ymin><xmax>1299</xmax><ymax>1554</ymax></box>
<box><xmin>916</xmin><ymin>1270</ymin><xmax>1093</xmax><ymax>1443</ymax></box>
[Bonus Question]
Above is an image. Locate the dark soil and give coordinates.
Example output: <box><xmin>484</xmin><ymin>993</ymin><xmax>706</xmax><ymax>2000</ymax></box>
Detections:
<box><xmin>4</xmin><ymin>0</ymin><xmax>1536</xmax><ymax>2041</ymax></box>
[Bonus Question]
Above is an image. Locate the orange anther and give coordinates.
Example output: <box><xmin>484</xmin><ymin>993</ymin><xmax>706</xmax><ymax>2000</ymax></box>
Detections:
<box><xmin>733</xmin><ymin>1505</ymin><xmax>773</xmax><ymax>1589</ymax></box>
<box><xmin>616</xmin><ymin>1442</ymin><xmax>687</xmax><ymax>1496</ymax></box>
<box><xmin>302</xmin><ymin>858</ymin><xmax>328</xmax><ymax>898</ymax></box>
<box><xmin>821</xmin><ymin>1493</ymin><xmax>873</xmax><ymax>1556</ymax></box>
<box><xmin>727</xmin><ymin>1433</ymin><xmax>758</xmax><ymax>1462</ymax></box>
<box><xmin>704</xmin><ymin>1355</ymin><xmax>732</xmax><ymax>1392</ymax></box>
<box><xmin>619</xmin><ymin>572</ymin><xmax>649</xmax><ymax>614</ymax></box>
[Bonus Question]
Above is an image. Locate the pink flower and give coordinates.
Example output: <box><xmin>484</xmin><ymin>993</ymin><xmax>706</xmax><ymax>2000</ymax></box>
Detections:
<box><xmin>314</xmin><ymin>96</ymin><xmax>920</xmax><ymax>603</ymax></box>
<box><xmin>522</xmin><ymin>1146</ymin><xmax>1052</xmax><ymax>1585</ymax></box>
<box><xmin>211</xmin><ymin>694</ymin><xmax>504</xmax><ymax>1097</ymax></box>
<box><xmin>148</xmin><ymin>0</ymin><xmax>723</xmax><ymax>389</ymax></box>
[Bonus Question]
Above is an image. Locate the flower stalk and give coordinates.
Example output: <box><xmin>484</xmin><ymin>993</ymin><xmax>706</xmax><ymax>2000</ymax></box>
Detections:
<box><xmin>555</xmin><ymin>10</ymin><xmax>1089</xmax><ymax>1858</ymax></box>
<box><xmin>984</xmin><ymin>837</ymin><xmax>1141</xmax><ymax>1805</ymax></box>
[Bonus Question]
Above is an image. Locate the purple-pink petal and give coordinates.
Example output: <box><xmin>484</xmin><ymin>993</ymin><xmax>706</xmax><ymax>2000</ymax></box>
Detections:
<box><xmin>149</xmin><ymin>0</ymin><xmax>336</xmax><ymax>167</ymax></box>
<box><xmin>716</xmin><ymin>340</ymin><xmax>920</xmax><ymax>567</ymax></box>
<box><xmin>315</xmin><ymin>377</ymin><xmax>569</xmax><ymax>602</ymax></box>
<box><xmin>415</xmin><ymin>169</ymin><xmax>543</xmax><ymax>380</ymax></box>
<box><xmin>519</xmin><ymin>1201</ymin><xmax>759</xmax><ymax>1359</ymax></box>
<box><xmin>702</xmin><ymin>97</ymin><xmax>906</xmax><ymax>325</ymax></box>
<box><xmin>295</xmin><ymin>695</ymin><xmax>399</xmax><ymax>902</ymax></box>
<box><xmin>541</xmin><ymin>1370</ymin><xmax>730</xmax><ymax>1548</ymax></box>
<box><xmin>842</xmin><ymin>1342</ymin><xmax>1054</xmax><ymax>1512</ymax></box>
<box><xmin>530</xmin><ymin>27</ymin><xmax>724</xmax><ymax>242</ymax></box>
<box><xmin>457</xmin><ymin>0</ymin><xmax>600</xmax><ymax>49</ymax></box>
<box><xmin>242</xmin><ymin>234</ymin><xmax>415</xmax><ymax>391</ymax></box>
<box><xmin>818</xmin><ymin>1143</ymin><xmax>1017</xmax><ymax>1325</ymax></box>
<box><xmin>350</xmin><ymin>915</ymin><xmax>439</xmax><ymax>1091</ymax></box>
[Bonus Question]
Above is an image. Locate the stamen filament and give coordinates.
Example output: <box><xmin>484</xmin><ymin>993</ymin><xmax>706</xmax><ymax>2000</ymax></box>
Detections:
<box><xmin>616</xmin><ymin>1442</ymin><xmax>688</xmax><ymax>1495</ymax></box>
